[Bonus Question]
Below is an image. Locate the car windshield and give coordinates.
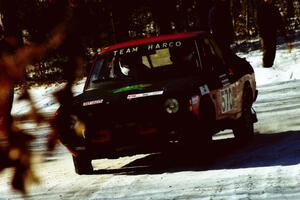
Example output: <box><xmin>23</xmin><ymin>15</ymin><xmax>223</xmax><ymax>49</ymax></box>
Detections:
<box><xmin>86</xmin><ymin>39</ymin><xmax>201</xmax><ymax>89</ymax></box>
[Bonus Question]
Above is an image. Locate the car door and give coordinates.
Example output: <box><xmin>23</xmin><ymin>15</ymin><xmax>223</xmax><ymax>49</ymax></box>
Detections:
<box><xmin>197</xmin><ymin>36</ymin><xmax>239</xmax><ymax>119</ymax></box>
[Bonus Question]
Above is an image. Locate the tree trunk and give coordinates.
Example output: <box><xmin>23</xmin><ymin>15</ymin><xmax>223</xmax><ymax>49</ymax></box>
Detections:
<box><xmin>0</xmin><ymin>0</ymin><xmax>23</xmax><ymax>46</ymax></box>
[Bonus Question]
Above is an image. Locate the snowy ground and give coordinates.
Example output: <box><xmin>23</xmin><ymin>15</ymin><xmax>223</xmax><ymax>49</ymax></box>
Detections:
<box><xmin>1</xmin><ymin>41</ymin><xmax>300</xmax><ymax>199</ymax></box>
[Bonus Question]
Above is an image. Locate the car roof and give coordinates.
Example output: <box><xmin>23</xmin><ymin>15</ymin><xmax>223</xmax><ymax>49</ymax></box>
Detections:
<box><xmin>98</xmin><ymin>31</ymin><xmax>208</xmax><ymax>54</ymax></box>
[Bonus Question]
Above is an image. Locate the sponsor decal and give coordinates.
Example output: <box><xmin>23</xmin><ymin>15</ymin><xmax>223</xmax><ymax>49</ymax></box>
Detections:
<box><xmin>113</xmin><ymin>46</ymin><xmax>139</xmax><ymax>56</ymax></box>
<box><xmin>147</xmin><ymin>41</ymin><xmax>182</xmax><ymax>50</ymax></box>
<box><xmin>112</xmin><ymin>41</ymin><xmax>183</xmax><ymax>56</ymax></box>
<box><xmin>127</xmin><ymin>90</ymin><xmax>164</xmax><ymax>100</ymax></box>
<box><xmin>82</xmin><ymin>99</ymin><xmax>103</xmax><ymax>106</ymax></box>
<box><xmin>112</xmin><ymin>84</ymin><xmax>152</xmax><ymax>93</ymax></box>
<box><xmin>219</xmin><ymin>74</ymin><xmax>230</xmax><ymax>87</ymax></box>
<box><xmin>221</xmin><ymin>87</ymin><xmax>233</xmax><ymax>113</ymax></box>
<box><xmin>199</xmin><ymin>84</ymin><xmax>210</xmax><ymax>95</ymax></box>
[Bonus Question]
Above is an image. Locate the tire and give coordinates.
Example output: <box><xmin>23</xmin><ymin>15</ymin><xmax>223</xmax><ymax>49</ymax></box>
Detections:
<box><xmin>183</xmin><ymin>97</ymin><xmax>214</xmax><ymax>160</ymax></box>
<box><xmin>233</xmin><ymin>85</ymin><xmax>254</xmax><ymax>143</ymax></box>
<box><xmin>72</xmin><ymin>155</ymin><xmax>93</xmax><ymax>175</ymax></box>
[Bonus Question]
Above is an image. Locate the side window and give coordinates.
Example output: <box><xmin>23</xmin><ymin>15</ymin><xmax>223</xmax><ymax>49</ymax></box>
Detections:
<box><xmin>95</xmin><ymin>56</ymin><xmax>115</xmax><ymax>80</ymax></box>
<box><xmin>198</xmin><ymin>38</ymin><xmax>230</xmax><ymax>88</ymax></box>
<box><xmin>90</xmin><ymin>59</ymin><xmax>104</xmax><ymax>82</ymax></box>
<box><xmin>169</xmin><ymin>40</ymin><xmax>201</xmax><ymax>72</ymax></box>
<box><xmin>202</xmin><ymin>38</ymin><xmax>227</xmax><ymax>73</ymax></box>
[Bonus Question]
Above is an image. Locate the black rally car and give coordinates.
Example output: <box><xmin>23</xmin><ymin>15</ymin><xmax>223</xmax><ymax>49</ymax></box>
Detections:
<box><xmin>56</xmin><ymin>31</ymin><xmax>258</xmax><ymax>174</ymax></box>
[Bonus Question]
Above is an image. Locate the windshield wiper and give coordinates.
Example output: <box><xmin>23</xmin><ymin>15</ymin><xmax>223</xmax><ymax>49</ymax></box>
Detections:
<box><xmin>92</xmin><ymin>77</ymin><xmax>130</xmax><ymax>83</ymax></box>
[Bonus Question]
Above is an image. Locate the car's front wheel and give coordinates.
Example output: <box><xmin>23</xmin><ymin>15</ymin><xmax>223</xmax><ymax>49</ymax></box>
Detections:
<box><xmin>72</xmin><ymin>154</ymin><xmax>93</xmax><ymax>175</ymax></box>
<box><xmin>233</xmin><ymin>85</ymin><xmax>254</xmax><ymax>143</ymax></box>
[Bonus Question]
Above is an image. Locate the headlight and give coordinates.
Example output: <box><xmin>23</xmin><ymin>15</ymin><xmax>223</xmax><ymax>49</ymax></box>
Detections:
<box><xmin>164</xmin><ymin>98</ymin><xmax>179</xmax><ymax>114</ymax></box>
<box><xmin>70</xmin><ymin>115</ymin><xmax>86</xmax><ymax>138</ymax></box>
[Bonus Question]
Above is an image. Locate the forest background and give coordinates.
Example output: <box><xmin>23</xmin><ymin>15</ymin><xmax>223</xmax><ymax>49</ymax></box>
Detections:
<box><xmin>1</xmin><ymin>0</ymin><xmax>299</xmax><ymax>83</ymax></box>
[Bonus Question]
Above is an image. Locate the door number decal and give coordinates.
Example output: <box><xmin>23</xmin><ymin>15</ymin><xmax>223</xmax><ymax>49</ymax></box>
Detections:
<box><xmin>221</xmin><ymin>87</ymin><xmax>233</xmax><ymax>113</ymax></box>
<box><xmin>199</xmin><ymin>85</ymin><xmax>209</xmax><ymax>96</ymax></box>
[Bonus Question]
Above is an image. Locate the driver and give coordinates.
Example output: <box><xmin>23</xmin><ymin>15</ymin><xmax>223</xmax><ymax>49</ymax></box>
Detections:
<box><xmin>119</xmin><ymin>54</ymin><xmax>150</xmax><ymax>77</ymax></box>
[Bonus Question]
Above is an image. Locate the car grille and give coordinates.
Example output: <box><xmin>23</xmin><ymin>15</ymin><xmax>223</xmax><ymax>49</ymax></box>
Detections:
<box><xmin>85</xmin><ymin>98</ymin><xmax>165</xmax><ymax>127</ymax></box>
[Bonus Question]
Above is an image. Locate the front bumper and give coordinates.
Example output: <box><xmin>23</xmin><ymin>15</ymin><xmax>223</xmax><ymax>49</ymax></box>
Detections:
<box><xmin>66</xmin><ymin>112</ymin><xmax>197</xmax><ymax>159</ymax></box>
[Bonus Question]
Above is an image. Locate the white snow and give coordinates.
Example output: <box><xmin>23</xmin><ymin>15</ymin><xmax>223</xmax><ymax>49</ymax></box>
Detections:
<box><xmin>238</xmin><ymin>41</ymin><xmax>300</xmax><ymax>86</ymax></box>
<box><xmin>2</xmin><ymin>41</ymin><xmax>300</xmax><ymax>199</ymax></box>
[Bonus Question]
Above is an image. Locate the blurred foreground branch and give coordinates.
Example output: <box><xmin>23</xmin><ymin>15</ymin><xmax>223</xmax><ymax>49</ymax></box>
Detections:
<box><xmin>0</xmin><ymin>8</ymin><xmax>69</xmax><ymax>194</ymax></box>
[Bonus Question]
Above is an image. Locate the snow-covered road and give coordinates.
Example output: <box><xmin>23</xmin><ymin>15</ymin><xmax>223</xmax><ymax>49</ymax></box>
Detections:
<box><xmin>1</xmin><ymin>79</ymin><xmax>300</xmax><ymax>200</ymax></box>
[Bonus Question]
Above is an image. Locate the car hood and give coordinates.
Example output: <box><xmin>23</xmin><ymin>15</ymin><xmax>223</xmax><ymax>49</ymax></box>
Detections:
<box><xmin>73</xmin><ymin>76</ymin><xmax>205</xmax><ymax>107</ymax></box>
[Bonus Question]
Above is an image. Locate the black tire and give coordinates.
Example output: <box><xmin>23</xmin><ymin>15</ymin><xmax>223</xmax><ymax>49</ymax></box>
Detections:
<box><xmin>233</xmin><ymin>85</ymin><xmax>254</xmax><ymax>143</ymax></box>
<box><xmin>183</xmin><ymin>97</ymin><xmax>214</xmax><ymax>161</ymax></box>
<box><xmin>72</xmin><ymin>155</ymin><xmax>93</xmax><ymax>175</ymax></box>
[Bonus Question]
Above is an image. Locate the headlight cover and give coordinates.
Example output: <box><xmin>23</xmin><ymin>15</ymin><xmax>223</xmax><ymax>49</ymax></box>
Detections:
<box><xmin>164</xmin><ymin>98</ymin><xmax>179</xmax><ymax>114</ymax></box>
<box><xmin>70</xmin><ymin>115</ymin><xmax>86</xmax><ymax>138</ymax></box>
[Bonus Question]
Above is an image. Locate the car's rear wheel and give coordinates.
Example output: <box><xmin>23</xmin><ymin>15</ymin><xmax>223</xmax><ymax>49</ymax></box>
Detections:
<box><xmin>233</xmin><ymin>85</ymin><xmax>254</xmax><ymax>143</ymax></box>
<box><xmin>72</xmin><ymin>154</ymin><xmax>93</xmax><ymax>175</ymax></box>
